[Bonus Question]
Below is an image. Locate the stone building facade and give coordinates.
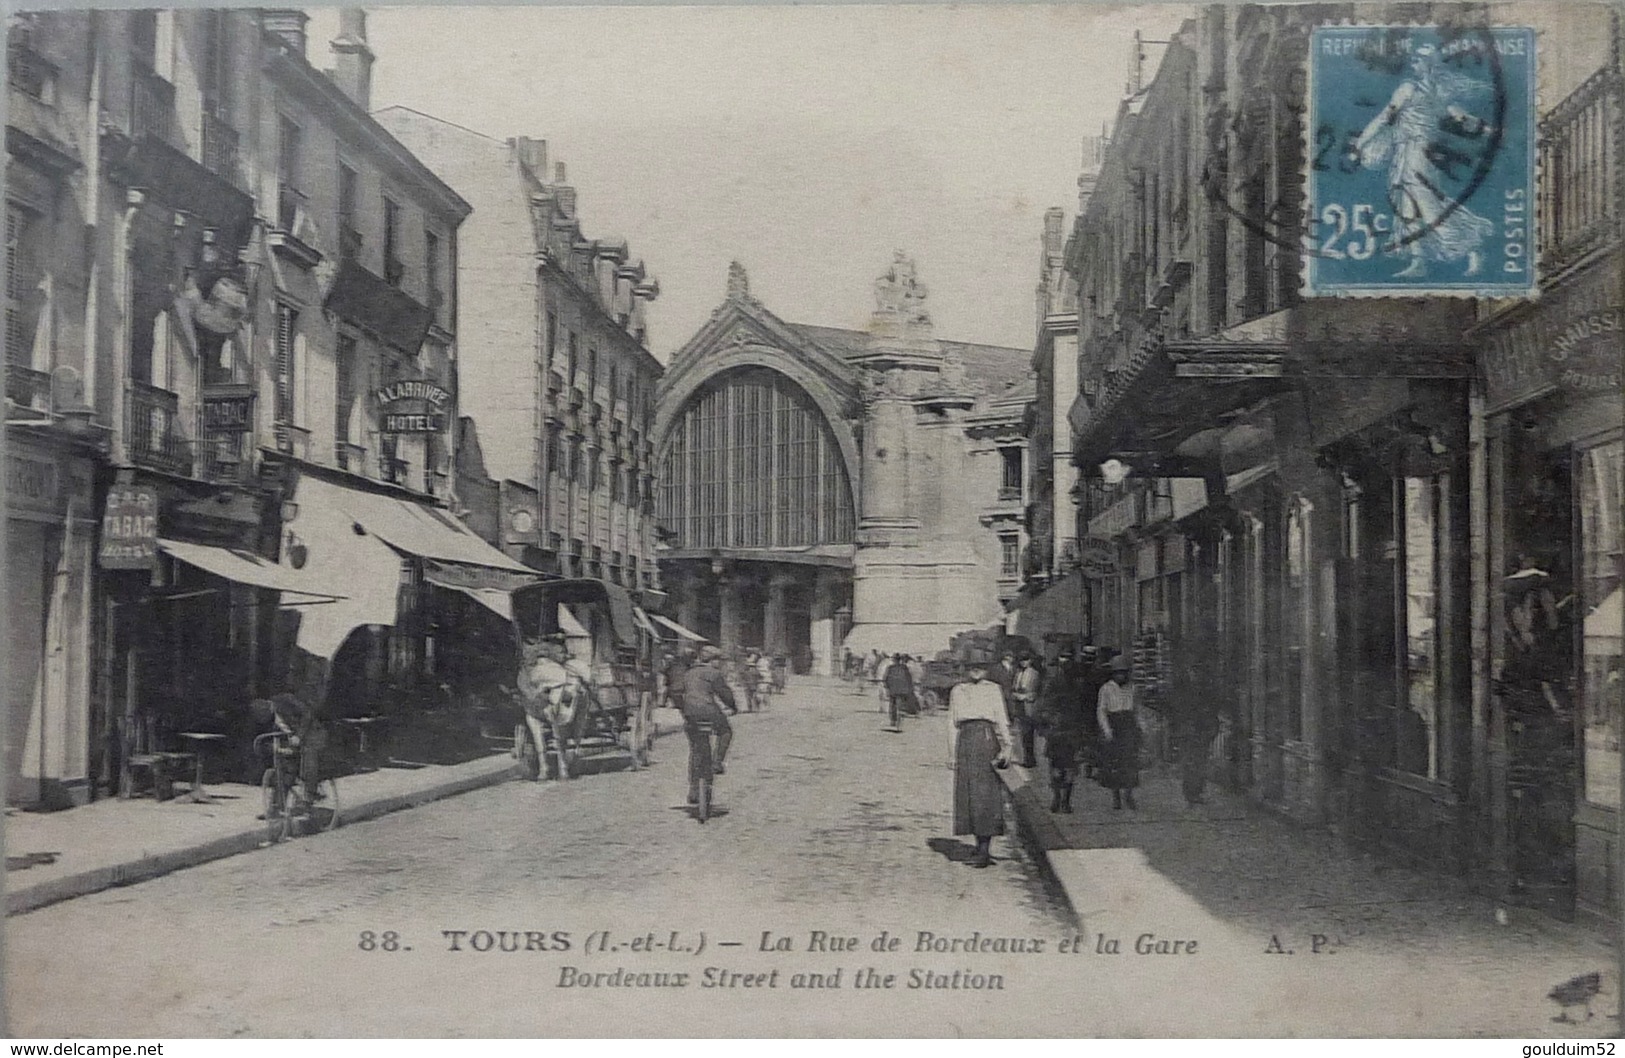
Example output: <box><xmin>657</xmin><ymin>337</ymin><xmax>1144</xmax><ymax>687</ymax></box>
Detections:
<box><xmin>1061</xmin><ymin>3</ymin><xmax>1622</xmax><ymax>927</ymax></box>
<box><xmin>376</xmin><ymin>108</ymin><xmax>664</xmax><ymax>596</ymax></box>
<box><xmin>3</xmin><ymin>8</ymin><xmax>533</xmax><ymax>807</ymax></box>
<box><xmin>654</xmin><ymin>258</ymin><xmax>1031</xmax><ymax>673</ymax></box>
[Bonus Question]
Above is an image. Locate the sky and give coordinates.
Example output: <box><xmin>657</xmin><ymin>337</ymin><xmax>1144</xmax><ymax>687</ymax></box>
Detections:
<box><xmin>309</xmin><ymin>4</ymin><xmax>1193</xmax><ymax>357</ymax></box>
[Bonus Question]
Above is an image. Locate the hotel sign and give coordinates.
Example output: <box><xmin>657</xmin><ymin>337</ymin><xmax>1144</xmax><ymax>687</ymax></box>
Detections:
<box><xmin>375</xmin><ymin>380</ymin><xmax>451</xmax><ymax>434</ymax></box>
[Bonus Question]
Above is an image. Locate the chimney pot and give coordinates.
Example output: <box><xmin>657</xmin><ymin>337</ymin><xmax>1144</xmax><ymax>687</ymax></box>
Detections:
<box><xmin>330</xmin><ymin>8</ymin><xmax>375</xmax><ymax>111</ymax></box>
<box><xmin>263</xmin><ymin>9</ymin><xmax>309</xmax><ymax>54</ymax></box>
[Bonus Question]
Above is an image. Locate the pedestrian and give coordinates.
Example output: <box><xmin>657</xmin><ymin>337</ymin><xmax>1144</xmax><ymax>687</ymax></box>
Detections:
<box><xmin>869</xmin><ymin>649</ymin><xmax>888</xmax><ymax>709</ymax></box>
<box><xmin>681</xmin><ymin>646</ymin><xmax>736</xmax><ymax>803</ymax></box>
<box><xmin>947</xmin><ymin>660</ymin><xmax>1013</xmax><ymax>868</ymax></box>
<box><xmin>843</xmin><ymin>648</ymin><xmax>856</xmax><ymax>682</ymax></box>
<box><xmin>756</xmin><ymin>651</ymin><xmax>775</xmax><ymax>700</ymax></box>
<box><xmin>1174</xmin><ymin>650</ymin><xmax>1219</xmax><ymax>807</ymax></box>
<box><xmin>741</xmin><ymin>651</ymin><xmax>763</xmax><ymax>712</ymax></box>
<box><xmin>1035</xmin><ymin>649</ymin><xmax>1086</xmax><ymax>812</ymax></box>
<box><xmin>1077</xmin><ymin>646</ymin><xmax>1108</xmax><ymax>779</ymax></box>
<box><xmin>883</xmin><ymin>652</ymin><xmax>917</xmax><ymax>731</ymax></box>
<box><xmin>663</xmin><ymin>648</ymin><xmax>691</xmax><ymax>713</ymax></box>
<box><xmin>771</xmin><ymin>653</ymin><xmax>788</xmax><ymax>693</ymax></box>
<box><xmin>1096</xmin><ymin>655</ymin><xmax>1141</xmax><ymax>810</ymax></box>
<box><xmin>1009</xmin><ymin>654</ymin><xmax>1042</xmax><ymax>768</ymax></box>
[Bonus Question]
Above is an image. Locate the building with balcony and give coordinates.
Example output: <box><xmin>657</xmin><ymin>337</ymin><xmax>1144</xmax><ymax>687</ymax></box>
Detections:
<box><xmin>374</xmin><ymin>109</ymin><xmax>665</xmax><ymax>601</ymax></box>
<box><xmin>1007</xmin><ymin>187</ymin><xmax>1094</xmax><ymax>649</ymax></box>
<box><xmin>4</xmin><ymin>8</ymin><xmax>531</xmax><ymax>809</ymax></box>
<box><xmin>1061</xmin><ymin>3</ymin><xmax>1622</xmax><ymax>927</ymax></box>
<box><xmin>653</xmin><ymin>257</ymin><xmax>1031</xmax><ymax>673</ymax></box>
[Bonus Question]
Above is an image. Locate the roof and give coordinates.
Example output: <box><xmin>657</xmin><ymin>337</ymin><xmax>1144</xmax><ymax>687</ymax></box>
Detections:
<box><xmin>783</xmin><ymin>323</ymin><xmax>1030</xmax><ymax>392</ymax></box>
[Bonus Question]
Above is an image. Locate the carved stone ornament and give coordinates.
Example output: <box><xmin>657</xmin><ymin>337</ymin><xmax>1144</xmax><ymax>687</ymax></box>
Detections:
<box><xmin>726</xmin><ymin>260</ymin><xmax>750</xmax><ymax>301</ymax></box>
<box><xmin>873</xmin><ymin>250</ymin><xmax>930</xmax><ymax>325</ymax></box>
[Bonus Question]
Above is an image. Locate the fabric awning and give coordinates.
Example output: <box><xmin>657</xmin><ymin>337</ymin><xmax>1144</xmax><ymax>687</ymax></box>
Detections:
<box><xmin>444</xmin><ymin>584</ymin><xmax>514</xmax><ymax>623</ymax></box>
<box><xmin>651</xmin><ymin>614</ymin><xmax>707</xmax><ymax>642</ymax></box>
<box><xmin>159</xmin><ymin>539</ymin><xmax>342</xmax><ymax>600</ymax></box>
<box><xmin>280</xmin><ymin>472</ymin><xmax>538</xmax><ymax>659</ymax></box>
<box><xmin>632</xmin><ymin>606</ymin><xmax>661</xmax><ymax>638</ymax></box>
<box><xmin>559</xmin><ymin>605</ymin><xmax>591</xmax><ymax>640</ymax></box>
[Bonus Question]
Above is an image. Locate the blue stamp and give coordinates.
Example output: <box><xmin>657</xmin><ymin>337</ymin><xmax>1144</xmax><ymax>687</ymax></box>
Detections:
<box><xmin>1304</xmin><ymin>24</ymin><xmax>1536</xmax><ymax>297</ymax></box>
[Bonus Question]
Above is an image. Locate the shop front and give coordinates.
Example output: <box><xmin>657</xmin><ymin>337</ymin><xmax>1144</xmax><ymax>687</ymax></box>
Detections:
<box><xmin>269</xmin><ymin>460</ymin><xmax>542</xmax><ymax>760</ymax></box>
<box><xmin>5</xmin><ymin>430</ymin><xmax>98</xmax><ymax>807</ymax></box>
<box><xmin>1478</xmin><ymin>251</ymin><xmax>1624</xmax><ymax>922</ymax></box>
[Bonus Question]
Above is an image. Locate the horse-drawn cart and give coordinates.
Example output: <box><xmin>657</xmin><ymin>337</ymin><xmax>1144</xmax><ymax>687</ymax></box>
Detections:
<box><xmin>510</xmin><ymin>578</ymin><xmax>657</xmax><ymax>780</ymax></box>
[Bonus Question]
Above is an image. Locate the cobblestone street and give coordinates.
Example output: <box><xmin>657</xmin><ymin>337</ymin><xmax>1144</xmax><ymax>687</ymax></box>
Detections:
<box><xmin>8</xmin><ymin>678</ymin><xmax>1617</xmax><ymax>1037</ymax></box>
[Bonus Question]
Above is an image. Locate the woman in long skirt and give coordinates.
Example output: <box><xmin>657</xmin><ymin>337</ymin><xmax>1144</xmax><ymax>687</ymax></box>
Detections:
<box><xmin>1096</xmin><ymin>655</ymin><xmax>1141</xmax><ymax>810</ymax></box>
<box><xmin>948</xmin><ymin>660</ymin><xmax>1013</xmax><ymax>867</ymax></box>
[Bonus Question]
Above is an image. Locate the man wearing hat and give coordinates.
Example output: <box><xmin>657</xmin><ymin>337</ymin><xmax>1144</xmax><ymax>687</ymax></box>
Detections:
<box><xmin>681</xmin><ymin>646</ymin><xmax>736</xmax><ymax>803</ymax></box>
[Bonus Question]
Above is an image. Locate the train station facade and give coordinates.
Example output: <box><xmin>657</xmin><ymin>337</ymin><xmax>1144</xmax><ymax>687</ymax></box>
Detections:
<box><xmin>654</xmin><ymin>258</ymin><xmax>1032</xmax><ymax>674</ymax></box>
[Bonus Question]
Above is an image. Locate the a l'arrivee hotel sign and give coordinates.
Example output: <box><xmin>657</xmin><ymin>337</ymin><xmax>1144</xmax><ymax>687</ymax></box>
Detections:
<box><xmin>375</xmin><ymin>380</ymin><xmax>451</xmax><ymax>433</ymax></box>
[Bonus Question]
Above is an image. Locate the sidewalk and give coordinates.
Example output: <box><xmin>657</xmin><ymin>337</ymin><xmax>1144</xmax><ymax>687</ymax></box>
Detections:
<box><xmin>998</xmin><ymin>753</ymin><xmax>1620</xmax><ymax>1036</ymax></box>
<box><xmin>5</xmin><ymin>749</ymin><xmax>522</xmax><ymax>915</ymax></box>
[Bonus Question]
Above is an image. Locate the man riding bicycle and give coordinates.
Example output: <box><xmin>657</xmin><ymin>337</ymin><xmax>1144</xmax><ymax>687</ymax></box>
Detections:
<box><xmin>680</xmin><ymin>645</ymin><xmax>735</xmax><ymax>804</ymax></box>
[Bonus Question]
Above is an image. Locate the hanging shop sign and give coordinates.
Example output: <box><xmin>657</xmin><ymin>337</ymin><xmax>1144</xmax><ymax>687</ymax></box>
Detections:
<box><xmin>1079</xmin><ymin>537</ymin><xmax>1119</xmax><ymax>579</ymax></box>
<box><xmin>201</xmin><ymin>385</ymin><xmax>255</xmax><ymax>433</ymax></box>
<box><xmin>98</xmin><ymin>485</ymin><xmax>159</xmax><ymax>569</ymax></box>
<box><xmin>375</xmin><ymin>380</ymin><xmax>452</xmax><ymax>434</ymax></box>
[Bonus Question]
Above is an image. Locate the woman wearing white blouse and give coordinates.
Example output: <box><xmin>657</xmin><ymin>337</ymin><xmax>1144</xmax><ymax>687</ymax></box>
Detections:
<box><xmin>1096</xmin><ymin>655</ymin><xmax>1141</xmax><ymax>810</ymax></box>
<box><xmin>947</xmin><ymin>660</ymin><xmax>1013</xmax><ymax>868</ymax></box>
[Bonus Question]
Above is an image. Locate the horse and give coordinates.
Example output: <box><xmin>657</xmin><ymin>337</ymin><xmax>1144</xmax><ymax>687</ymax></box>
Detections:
<box><xmin>518</xmin><ymin>645</ymin><xmax>596</xmax><ymax>780</ymax></box>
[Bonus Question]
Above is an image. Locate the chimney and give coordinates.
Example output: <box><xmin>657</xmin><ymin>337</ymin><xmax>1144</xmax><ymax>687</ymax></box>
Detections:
<box><xmin>262</xmin><ymin>10</ymin><xmax>309</xmax><ymax>54</ymax></box>
<box><xmin>553</xmin><ymin>163</ymin><xmax>575</xmax><ymax>218</ymax></box>
<box><xmin>513</xmin><ymin>137</ymin><xmax>548</xmax><ymax>180</ymax></box>
<box><xmin>330</xmin><ymin>9</ymin><xmax>375</xmax><ymax>110</ymax></box>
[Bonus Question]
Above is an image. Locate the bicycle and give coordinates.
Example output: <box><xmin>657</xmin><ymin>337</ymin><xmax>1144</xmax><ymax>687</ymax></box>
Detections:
<box><xmin>255</xmin><ymin>730</ymin><xmax>340</xmax><ymax>842</ymax></box>
<box><xmin>687</xmin><ymin>719</ymin><xmax>717</xmax><ymax>823</ymax></box>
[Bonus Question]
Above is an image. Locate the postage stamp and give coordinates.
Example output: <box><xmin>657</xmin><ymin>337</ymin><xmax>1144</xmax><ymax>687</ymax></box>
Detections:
<box><xmin>1304</xmin><ymin>24</ymin><xmax>1537</xmax><ymax>298</ymax></box>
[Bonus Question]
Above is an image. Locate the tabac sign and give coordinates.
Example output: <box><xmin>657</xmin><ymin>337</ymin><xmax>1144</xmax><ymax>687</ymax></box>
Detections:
<box><xmin>375</xmin><ymin>380</ymin><xmax>451</xmax><ymax>434</ymax></box>
<box><xmin>98</xmin><ymin>485</ymin><xmax>158</xmax><ymax>569</ymax></box>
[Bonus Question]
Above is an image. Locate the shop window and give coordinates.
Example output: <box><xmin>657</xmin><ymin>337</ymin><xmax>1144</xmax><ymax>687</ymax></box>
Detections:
<box><xmin>1580</xmin><ymin>439</ymin><xmax>1624</xmax><ymax>806</ymax></box>
<box><xmin>1398</xmin><ymin>476</ymin><xmax>1441</xmax><ymax>779</ymax></box>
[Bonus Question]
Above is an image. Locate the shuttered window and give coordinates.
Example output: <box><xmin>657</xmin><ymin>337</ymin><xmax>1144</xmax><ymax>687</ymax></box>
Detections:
<box><xmin>274</xmin><ymin>303</ymin><xmax>297</xmax><ymax>422</ymax></box>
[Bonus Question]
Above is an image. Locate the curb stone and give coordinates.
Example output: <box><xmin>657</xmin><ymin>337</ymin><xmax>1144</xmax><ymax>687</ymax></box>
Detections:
<box><xmin>6</xmin><ymin>758</ymin><xmax>522</xmax><ymax>916</ymax></box>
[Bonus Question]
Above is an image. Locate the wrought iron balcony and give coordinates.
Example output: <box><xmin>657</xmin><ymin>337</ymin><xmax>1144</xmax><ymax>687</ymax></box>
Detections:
<box><xmin>335</xmin><ymin>440</ymin><xmax>367</xmax><ymax>473</ymax></box>
<box><xmin>199</xmin><ymin>433</ymin><xmax>253</xmax><ymax>484</ymax></box>
<box><xmin>6</xmin><ymin>363</ymin><xmax>52</xmax><ymax>413</ymax></box>
<box><xmin>271</xmin><ymin>419</ymin><xmax>311</xmax><ymax>460</ymax></box>
<box><xmin>128</xmin><ymin>380</ymin><xmax>193</xmax><ymax>476</ymax></box>
<box><xmin>379</xmin><ymin>452</ymin><xmax>410</xmax><ymax>486</ymax></box>
<box><xmin>1539</xmin><ymin>64</ymin><xmax>1622</xmax><ymax>275</ymax></box>
<box><xmin>130</xmin><ymin>64</ymin><xmax>174</xmax><ymax>143</ymax></box>
<box><xmin>200</xmin><ymin>110</ymin><xmax>238</xmax><ymax>179</ymax></box>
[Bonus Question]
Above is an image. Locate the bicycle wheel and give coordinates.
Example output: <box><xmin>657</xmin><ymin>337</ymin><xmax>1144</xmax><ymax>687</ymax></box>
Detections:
<box><xmin>697</xmin><ymin>777</ymin><xmax>711</xmax><ymax>824</ymax></box>
<box><xmin>309</xmin><ymin>779</ymin><xmax>340</xmax><ymax>832</ymax></box>
<box><xmin>261</xmin><ymin>767</ymin><xmax>291</xmax><ymax>843</ymax></box>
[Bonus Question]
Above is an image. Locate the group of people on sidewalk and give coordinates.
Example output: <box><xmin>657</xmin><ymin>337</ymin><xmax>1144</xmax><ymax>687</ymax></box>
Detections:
<box><xmin>944</xmin><ymin>643</ymin><xmax>1213</xmax><ymax>867</ymax></box>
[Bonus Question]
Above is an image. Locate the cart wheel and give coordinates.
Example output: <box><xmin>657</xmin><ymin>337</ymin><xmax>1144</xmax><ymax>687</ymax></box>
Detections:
<box><xmin>261</xmin><ymin>767</ymin><xmax>290</xmax><ymax>844</ymax></box>
<box><xmin>514</xmin><ymin>722</ymin><xmax>540</xmax><ymax>781</ymax></box>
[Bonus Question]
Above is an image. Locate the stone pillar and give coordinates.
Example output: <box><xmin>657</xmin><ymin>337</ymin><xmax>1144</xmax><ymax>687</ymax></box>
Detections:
<box><xmin>676</xmin><ymin>568</ymin><xmax>702</xmax><ymax>635</ymax></box>
<box><xmin>718</xmin><ymin>575</ymin><xmax>741</xmax><ymax>654</ymax></box>
<box><xmin>764</xmin><ymin>572</ymin><xmax>793</xmax><ymax>657</ymax></box>
<box><xmin>810</xmin><ymin>567</ymin><xmax>843</xmax><ymax>677</ymax></box>
<box><xmin>859</xmin><ymin>379</ymin><xmax>919</xmax><ymax>534</ymax></box>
